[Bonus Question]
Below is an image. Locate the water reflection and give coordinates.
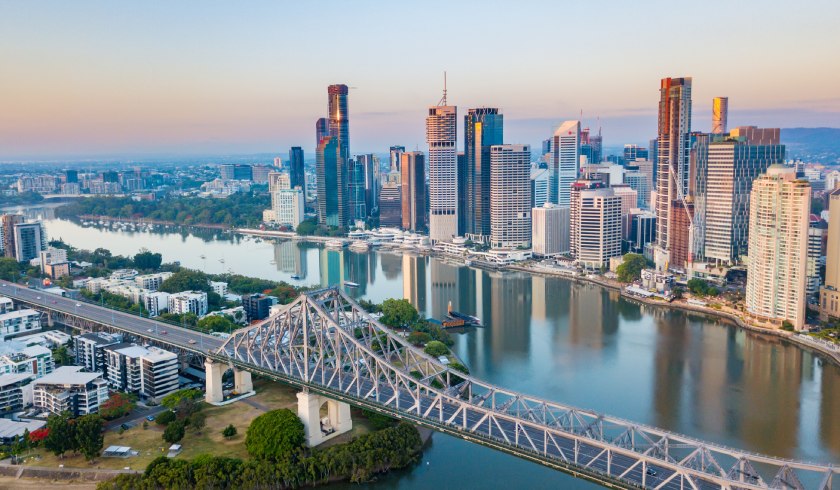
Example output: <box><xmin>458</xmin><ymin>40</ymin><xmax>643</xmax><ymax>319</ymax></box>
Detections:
<box><xmin>273</xmin><ymin>240</ymin><xmax>307</xmax><ymax>279</ymax></box>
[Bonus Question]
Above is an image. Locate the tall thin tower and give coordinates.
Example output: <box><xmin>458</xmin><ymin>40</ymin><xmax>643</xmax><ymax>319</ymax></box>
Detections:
<box><xmin>654</xmin><ymin>77</ymin><xmax>692</xmax><ymax>267</ymax></box>
<box><xmin>549</xmin><ymin>120</ymin><xmax>581</xmax><ymax>206</ymax></box>
<box><xmin>712</xmin><ymin>97</ymin><xmax>728</xmax><ymax>135</ymax></box>
<box><xmin>427</xmin><ymin>75</ymin><xmax>458</xmax><ymax>242</ymax></box>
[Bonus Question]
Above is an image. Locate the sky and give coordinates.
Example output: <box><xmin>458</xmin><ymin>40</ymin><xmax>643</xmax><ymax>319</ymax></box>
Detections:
<box><xmin>1</xmin><ymin>0</ymin><xmax>839</xmax><ymax>161</ymax></box>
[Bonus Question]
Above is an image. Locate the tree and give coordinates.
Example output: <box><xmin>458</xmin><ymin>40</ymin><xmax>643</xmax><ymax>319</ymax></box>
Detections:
<box><xmin>44</xmin><ymin>412</ymin><xmax>76</xmax><ymax>458</ymax></box>
<box><xmin>189</xmin><ymin>411</ymin><xmax>206</xmax><ymax>433</ymax></box>
<box><xmin>159</xmin><ymin>270</ymin><xmax>210</xmax><ymax>293</ymax></box>
<box><xmin>161</xmin><ymin>388</ymin><xmax>203</xmax><ymax>410</ymax></box>
<box><xmin>782</xmin><ymin>320</ymin><xmax>795</xmax><ymax>331</ymax></box>
<box><xmin>296</xmin><ymin>218</ymin><xmax>317</xmax><ymax>236</ymax></box>
<box><xmin>134</xmin><ymin>250</ymin><xmax>163</xmax><ymax>270</ymax></box>
<box><xmin>424</xmin><ymin>340</ymin><xmax>449</xmax><ymax>357</ymax></box>
<box><xmin>163</xmin><ymin>420</ymin><xmax>186</xmax><ymax>444</ymax></box>
<box><xmin>380</xmin><ymin>299</ymin><xmax>419</xmax><ymax>328</ymax></box>
<box><xmin>75</xmin><ymin>414</ymin><xmax>105</xmax><ymax>461</ymax></box>
<box><xmin>245</xmin><ymin>409</ymin><xmax>305</xmax><ymax>460</ymax></box>
<box><xmin>98</xmin><ymin>392</ymin><xmax>136</xmax><ymax>420</ymax></box>
<box><xmin>407</xmin><ymin>331</ymin><xmax>431</xmax><ymax>346</ymax></box>
<box><xmin>155</xmin><ymin>410</ymin><xmax>176</xmax><ymax>426</ymax></box>
<box><xmin>0</xmin><ymin>257</ymin><xmax>21</xmax><ymax>281</ymax></box>
<box><xmin>52</xmin><ymin>345</ymin><xmax>71</xmax><ymax>366</ymax></box>
<box><xmin>615</xmin><ymin>253</ymin><xmax>648</xmax><ymax>283</ymax></box>
<box><xmin>196</xmin><ymin>315</ymin><xmax>236</xmax><ymax>333</ymax></box>
<box><xmin>220</xmin><ymin>424</ymin><xmax>238</xmax><ymax>439</ymax></box>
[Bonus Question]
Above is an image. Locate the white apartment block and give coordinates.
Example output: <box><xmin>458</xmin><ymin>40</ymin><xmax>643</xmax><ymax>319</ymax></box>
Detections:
<box><xmin>209</xmin><ymin>281</ymin><xmax>228</xmax><ymax>296</ymax></box>
<box><xmin>0</xmin><ymin>373</ymin><xmax>35</xmax><ymax>413</ymax></box>
<box><xmin>532</xmin><ymin>204</ymin><xmax>570</xmax><ymax>257</ymax></box>
<box><xmin>490</xmin><ymin>144</ymin><xmax>532</xmax><ymax>249</ymax></box>
<box><xmin>266</xmin><ymin>188</ymin><xmax>305</xmax><ymax>227</ymax></box>
<box><xmin>74</xmin><ymin>332</ymin><xmax>121</xmax><ymax>375</ymax></box>
<box><xmin>168</xmin><ymin>291</ymin><xmax>208</xmax><ymax>316</ymax></box>
<box><xmin>33</xmin><ymin>366</ymin><xmax>110</xmax><ymax>416</ymax></box>
<box><xmin>745</xmin><ymin>166</ymin><xmax>810</xmax><ymax>329</ymax></box>
<box><xmin>571</xmin><ymin>186</ymin><xmax>622</xmax><ymax>270</ymax></box>
<box><xmin>109</xmin><ymin>269</ymin><xmax>139</xmax><ymax>281</ymax></box>
<box><xmin>105</xmin><ymin>343</ymin><xmax>179</xmax><ymax>399</ymax></box>
<box><xmin>0</xmin><ymin>309</ymin><xmax>42</xmax><ymax>341</ymax></box>
<box><xmin>134</xmin><ymin>272</ymin><xmax>173</xmax><ymax>291</ymax></box>
<box><xmin>0</xmin><ymin>342</ymin><xmax>54</xmax><ymax>379</ymax></box>
<box><xmin>143</xmin><ymin>291</ymin><xmax>170</xmax><ymax>317</ymax></box>
<box><xmin>426</xmin><ymin>105</ymin><xmax>458</xmax><ymax>242</ymax></box>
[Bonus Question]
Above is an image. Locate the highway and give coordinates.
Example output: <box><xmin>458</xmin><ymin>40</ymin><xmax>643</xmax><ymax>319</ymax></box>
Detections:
<box><xmin>0</xmin><ymin>279</ymin><xmax>223</xmax><ymax>354</ymax></box>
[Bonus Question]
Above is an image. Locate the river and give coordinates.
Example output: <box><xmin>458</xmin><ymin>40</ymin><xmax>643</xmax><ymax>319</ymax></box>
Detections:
<box><xmin>35</xmin><ymin>212</ymin><xmax>840</xmax><ymax>488</ymax></box>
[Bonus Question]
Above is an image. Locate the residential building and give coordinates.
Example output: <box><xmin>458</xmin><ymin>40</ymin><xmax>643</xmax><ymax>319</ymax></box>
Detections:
<box><xmin>464</xmin><ymin>108</ymin><xmax>503</xmax><ymax>237</ymax></box>
<box><xmin>530</xmin><ymin>167</ymin><xmax>549</xmax><ymax>209</ymax></box>
<box><xmin>654</xmin><ymin>77</ymin><xmax>692</xmax><ymax>269</ymax></box>
<box><xmin>808</xmin><ymin>222</ymin><xmax>827</xmax><ymax>296</ymax></box>
<box><xmin>0</xmin><ymin>309</ymin><xmax>42</xmax><ymax>341</ymax></box>
<box><xmin>0</xmin><ymin>341</ymin><xmax>54</xmax><ymax>378</ymax></box>
<box><xmin>143</xmin><ymin>292</ymin><xmax>170</xmax><ymax>317</ymax></box>
<box><xmin>13</xmin><ymin>222</ymin><xmax>45</xmax><ymax>262</ymax></box>
<box><xmin>571</xmin><ymin>182</ymin><xmax>622</xmax><ymax>269</ymax></box>
<box><xmin>356</xmin><ymin>154</ymin><xmax>380</xmax><ymax>217</ymax></box>
<box><xmin>242</xmin><ymin>293</ymin><xmax>273</xmax><ymax>322</ymax></box>
<box><xmin>267</xmin><ymin>188</ymin><xmax>305</xmax><ymax>227</ymax></box>
<box><xmin>315</xmin><ymin>118</ymin><xmax>328</xmax><ymax>147</ymax></box>
<box><xmin>168</xmin><ymin>291</ymin><xmax>208</xmax><ymax>316</ymax></box>
<box><xmin>669</xmin><ymin>198</ymin><xmax>695</xmax><ymax>272</ymax></box>
<box><xmin>327</xmin><ymin>84</ymin><xmax>350</xmax><ymax>158</ymax></box>
<box><xmin>427</xmin><ymin>103</ymin><xmax>458</xmax><ymax>242</ymax></box>
<box><xmin>75</xmin><ymin>332</ymin><xmax>121</xmax><ymax>374</ymax></box>
<box><xmin>400</xmin><ymin>152</ymin><xmax>426</xmax><ymax>232</ymax></box>
<box><xmin>39</xmin><ymin>247</ymin><xmax>67</xmax><ymax>273</ymax></box>
<box><xmin>745</xmin><ymin>166</ymin><xmax>810</xmax><ymax>329</ymax></box>
<box><xmin>316</xmin><ymin>136</ymin><xmax>349</xmax><ymax>228</ymax></box>
<box><xmin>549</xmin><ymin>120</ymin><xmax>581</xmax><ymax>206</ymax></box>
<box><xmin>349</xmin><ymin>158</ymin><xmax>368</xmax><ymax>221</ymax></box>
<box><xmin>32</xmin><ymin>366</ymin><xmax>110</xmax><ymax>416</ymax></box>
<box><xmin>210</xmin><ymin>281</ymin><xmax>228</xmax><ymax>296</ymax></box>
<box><xmin>44</xmin><ymin>261</ymin><xmax>69</xmax><ymax>279</ymax></box>
<box><xmin>490</xmin><ymin>144</ymin><xmax>531</xmax><ymax>249</ymax></box>
<box><xmin>134</xmin><ymin>272</ymin><xmax>173</xmax><ymax>291</ymax></box>
<box><xmin>1</xmin><ymin>215</ymin><xmax>23</xmax><ymax>258</ymax></box>
<box><xmin>379</xmin><ymin>182</ymin><xmax>402</xmax><ymax>228</ymax></box>
<box><xmin>0</xmin><ymin>373</ymin><xmax>34</xmax><ymax>413</ymax></box>
<box><xmin>532</xmin><ymin>203</ymin><xmax>569</xmax><ymax>257</ymax></box>
<box><xmin>712</xmin><ymin>97</ymin><xmax>728</xmax><ymax>134</ymax></box>
<box><xmin>105</xmin><ymin>343</ymin><xmax>179</xmax><ymax>399</ymax></box>
<box><xmin>289</xmin><ymin>147</ymin><xmax>306</xmax><ymax>192</ymax></box>
<box><xmin>820</xmin><ymin>189</ymin><xmax>840</xmax><ymax>319</ymax></box>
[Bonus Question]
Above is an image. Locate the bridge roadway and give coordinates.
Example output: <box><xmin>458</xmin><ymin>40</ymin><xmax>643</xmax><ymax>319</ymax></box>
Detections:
<box><xmin>0</xmin><ymin>280</ymin><xmax>223</xmax><ymax>354</ymax></box>
<box><xmin>3</xmin><ymin>280</ymin><xmax>836</xmax><ymax>488</ymax></box>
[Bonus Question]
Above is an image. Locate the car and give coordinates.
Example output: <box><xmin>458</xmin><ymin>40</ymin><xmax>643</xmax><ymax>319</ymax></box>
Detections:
<box><xmin>646</xmin><ymin>468</ymin><xmax>658</xmax><ymax>477</ymax></box>
<box><xmin>147</xmin><ymin>328</ymin><xmax>153</xmax><ymax>333</ymax></box>
<box><xmin>146</xmin><ymin>415</ymin><xmax>155</xmax><ymax>422</ymax></box>
<box><xmin>120</xmin><ymin>423</ymin><xmax>130</xmax><ymax>430</ymax></box>
<box><xmin>188</xmin><ymin>339</ymin><xmax>196</xmax><ymax>344</ymax></box>
<box><xmin>161</xmin><ymin>330</ymin><xmax>167</xmax><ymax>335</ymax></box>
<box><xmin>76</xmin><ymin>303</ymin><xmax>81</xmax><ymax>307</ymax></box>
<box><xmin>36</xmin><ymin>296</ymin><xmax>41</xmax><ymax>300</ymax></box>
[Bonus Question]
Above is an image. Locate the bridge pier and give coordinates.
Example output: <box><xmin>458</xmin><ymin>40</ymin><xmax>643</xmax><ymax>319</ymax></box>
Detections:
<box><xmin>234</xmin><ymin>369</ymin><xmax>253</xmax><ymax>394</ymax></box>
<box><xmin>205</xmin><ymin>359</ymin><xmax>225</xmax><ymax>404</ymax></box>
<box><xmin>296</xmin><ymin>390</ymin><xmax>352</xmax><ymax>447</ymax></box>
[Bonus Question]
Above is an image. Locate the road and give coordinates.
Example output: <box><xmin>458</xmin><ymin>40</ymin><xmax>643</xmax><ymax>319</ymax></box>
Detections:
<box><xmin>0</xmin><ymin>280</ymin><xmax>223</xmax><ymax>354</ymax></box>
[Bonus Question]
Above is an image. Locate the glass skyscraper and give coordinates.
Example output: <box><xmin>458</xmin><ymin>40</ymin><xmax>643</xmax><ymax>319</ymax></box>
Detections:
<box><xmin>464</xmin><ymin>108</ymin><xmax>503</xmax><ymax>238</ymax></box>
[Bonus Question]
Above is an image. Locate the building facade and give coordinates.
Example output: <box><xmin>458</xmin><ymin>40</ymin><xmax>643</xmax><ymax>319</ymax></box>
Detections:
<box><xmin>288</xmin><ymin>146</ymin><xmax>305</xmax><ymax>192</ymax></box>
<box><xmin>105</xmin><ymin>344</ymin><xmax>179</xmax><ymax>399</ymax></box>
<box><xmin>532</xmin><ymin>203</ymin><xmax>570</xmax><ymax>257</ymax></box>
<box><xmin>464</xmin><ymin>108</ymin><xmax>503</xmax><ymax>237</ymax></box>
<box><xmin>571</xmin><ymin>182</ymin><xmax>621</xmax><ymax>269</ymax></box>
<box><xmin>489</xmin><ymin>144</ymin><xmax>531</xmax><ymax>249</ymax></box>
<box><xmin>400</xmin><ymin>152</ymin><xmax>426</xmax><ymax>232</ymax></box>
<box><xmin>168</xmin><ymin>291</ymin><xmax>208</xmax><ymax>316</ymax></box>
<box><xmin>32</xmin><ymin>366</ymin><xmax>110</xmax><ymax>416</ymax></box>
<box><xmin>549</xmin><ymin>120</ymin><xmax>581</xmax><ymax>207</ymax></box>
<box><xmin>820</xmin><ymin>189</ymin><xmax>840</xmax><ymax>319</ymax></box>
<box><xmin>427</xmin><ymin>104</ymin><xmax>458</xmax><ymax>242</ymax></box>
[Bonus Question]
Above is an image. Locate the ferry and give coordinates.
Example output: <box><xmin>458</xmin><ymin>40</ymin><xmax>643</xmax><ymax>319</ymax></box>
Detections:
<box><xmin>446</xmin><ymin>301</ymin><xmax>482</xmax><ymax>327</ymax></box>
<box><xmin>343</xmin><ymin>281</ymin><xmax>360</xmax><ymax>288</ymax></box>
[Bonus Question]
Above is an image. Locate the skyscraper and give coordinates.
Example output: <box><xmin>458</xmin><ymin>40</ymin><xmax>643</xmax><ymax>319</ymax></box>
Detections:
<box><xmin>378</xmin><ymin>182</ymin><xmax>402</xmax><ymax>228</ymax></box>
<box><xmin>570</xmin><ymin>182</ymin><xmax>622</xmax><ymax>269</ymax></box>
<box><xmin>389</xmin><ymin>146</ymin><xmax>405</xmax><ymax>172</ymax></box>
<box><xmin>654</xmin><ymin>77</ymin><xmax>692</xmax><ymax>268</ymax></box>
<box><xmin>427</xmin><ymin>101</ymin><xmax>458</xmax><ymax>242</ymax></box>
<box><xmin>489</xmin><ymin>144</ymin><xmax>531</xmax><ymax>249</ymax></box>
<box><xmin>315</xmin><ymin>118</ymin><xmax>328</xmax><ymax>147</ymax></box>
<box><xmin>820</xmin><ymin>188</ymin><xmax>840</xmax><ymax>319</ymax></box>
<box><xmin>712</xmin><ymin>97</ymin><xmax>728</xmax><ymax>134</ymax></box>
<box><xmin>464</xmin><ymin>108</ymin><xmax>503</xmax><ymax>237</ymax></box>
<box><xmin>349</xmin><ymin>158</ymin><xmax>367</xmax><ymax>221</ymax></box>
<box><xmin>532</xmin><ymin>203</ymin><xmax>569</xmax><ymax>257</ymax></box>
<box><xmin>549</xmin><ymin>120</ymin><xmax>581</xmax><ymax>206</ymax></box>
<box><xmin>288</xmin><ymin>147</ymin><xmax>305</xmax><ymax>192</ymax></box>
<box><xmin>327</xmin><ymin>84</ymin><xmax>349</xmax><ymax>158</ymax></box>
<box><xmin>400</xmin><ymin>152</ymin><xmax>426</xmax><ymax>232</ymax></box>
<box><xmin>355</xmin><ymin>154</ymin><xmax>380</xmax><ymax>216</ymax></box>
<box><xmin>692</xmin><ymin>127</ymin><xmax>785</xmax><ymax>265</ymax></box>
<box><xmin>316</xmin><ymin>136</ymin><xmax>349</xmax><ymax>228</ymax></box>
<box><xmin>456</xmin><ymin>152</ymin><xmax>468</xmax><ymax>235</ymax></box>
<box><xmin>623</xmin><ymin>144</ymin><xmax>648</xmax><ymax>164</ymax></box>
<box><xmin>745</xmin><ymin>166</ymin><xmax>810</xmax><ymax>329</ymax></box>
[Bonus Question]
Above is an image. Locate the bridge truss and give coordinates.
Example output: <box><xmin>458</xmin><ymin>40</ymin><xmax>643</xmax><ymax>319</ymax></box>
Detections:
<box><xmin>218</xmin><ymin>288</ymin><xmax>836</xmax><ymax>489</ymax></box>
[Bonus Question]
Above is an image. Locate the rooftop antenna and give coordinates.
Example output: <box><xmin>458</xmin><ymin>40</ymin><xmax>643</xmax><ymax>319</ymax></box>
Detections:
<box><xmin>438</xmin><ymin>71</ymin><xmax>447</xmax><ymax>106</ymax></box>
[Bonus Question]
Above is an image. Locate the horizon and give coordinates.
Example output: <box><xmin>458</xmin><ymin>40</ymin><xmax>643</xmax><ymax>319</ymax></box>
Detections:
<box><xmin>2</xmin><ymin>1</ymin><xmax>840</xmax><ymax>160</ymax></box>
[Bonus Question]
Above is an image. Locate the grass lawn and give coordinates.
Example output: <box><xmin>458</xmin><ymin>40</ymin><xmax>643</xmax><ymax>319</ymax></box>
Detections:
<box><xmin>21</xmin><ymin>378</ymin><xmax>379</xmax><ymax>470</ymax></box>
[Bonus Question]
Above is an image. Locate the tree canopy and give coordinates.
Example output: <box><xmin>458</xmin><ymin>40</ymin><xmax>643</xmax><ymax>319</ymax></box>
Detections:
<box><xmin>75</xmin><ymin>414</ymin><xmax>105</xmax><ymax>461</ymax></box>
<box><xmin>44</xmin><ymin>412</ymin><xmax>76</xmax><ymax>458</ymax></box>
<box><xmin>134</xmin><ymin>250</ymin><xmax>163</xmax><ymax>270</ymax></box>
<box><xmin>196</xmin><ymin>315</ymin><xmax>237</xmax><ymax>333</ymax></box>
<box><xmin>616</xmin><ymin>253</ymin><xmax>649</xmax><ymax>283</ymax></box>
<box><xmin>245</xmin><ymin>409</ymin><xmax>305</xmax><ymax>460</ymax></box>
<box><xmin>380</xmin><ymin>299</ymin><xmax>419</xmax><ymax>328</ymax></box>
<box><xmin>159</xmin><ymin>270</ymin><xmax>210</xmax><ymax>293</ymax></box>
<box><xmin>424</xmin><ymin>340</ymin><xmax>449</xmax><ymax>357</ymax></box>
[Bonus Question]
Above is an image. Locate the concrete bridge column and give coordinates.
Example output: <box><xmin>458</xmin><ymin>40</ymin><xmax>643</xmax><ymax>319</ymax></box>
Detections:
<box><xmin>205</xmin><ymin>359</ymin><xmax>225</xmax><ymax>404</ymax></box>
<box><xmin>233</xmin><ymin>369</ymin><xmax>253</xmax><ymax>394</ymax></box>
<box><xmin>296</xmin><ymin>390</ymin><xmax>352</xmax><ymax>447</ymax></box>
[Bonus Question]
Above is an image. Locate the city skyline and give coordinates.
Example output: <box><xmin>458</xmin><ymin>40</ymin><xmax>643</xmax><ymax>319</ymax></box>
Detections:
<box><xmin>2</xmin><ymin>1</ymin><xmax>840</xmax><ymax>160</ymax></box>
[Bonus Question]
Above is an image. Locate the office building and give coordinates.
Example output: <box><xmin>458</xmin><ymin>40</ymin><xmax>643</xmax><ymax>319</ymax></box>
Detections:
<box><xmin>745</xmin><ymin>166</ymin><xmax>810</xmax><ymax>329</ymax></box>
<box><xmin>0</xmin><ymin>308</ymin><xmax>42</xmax><ymax>341</ymax></box>
<box><xmin>490</xmin><ymin>144</ymin><xmax>531</xmax><ymax>249</ymax></box>
<box><xmin>654</xmin><ymin>77</ymin><xmax>692</xmax><ymax>268</ymax></box>
<box><xmin>289</xmin><ymin>147</ymin><xmax>305</xmax><ymax>191</ymax></box>
<box><xmin>349</xmin><ymin>158</ymin><xmax>368</xmax><ymax>220</ymax></box>
<box><xmin>623</xmin><ymin>145</ymin><xmax>649</xmax><ymax>163</ymax></box>
<box><xmin>624</xmin><ymin>170</ymin><xmax>652</xmax><ymax>209</ymax></box>
<box><xmin>427</xmin><ymin>103</ymin><xmax>458</xmax><ymax>242</ymax></box>
<box><xmin>251</xmin><ymin>165</ymin><xmax>272</xmax><ymax>184</ymax></box>
<box><xmin>630</xmin><ymin>212</ymin><xmax>657</xmax><ymax>253</ymax></box>
<box><xmin>0</xmin><ymin>341</ymin><xmax>54</xmax><ymax>378</ymax></box>
<box><xmin>457</xmin><ymin>151</ymin><xmax>468</xmax><ymax>235</ymax></box>
<box><xmin>379</xmin><ymin>182</ymin><xmax>402</xmax><ymax>228</ymax></box>
<box><xmin>242</xmin><ymin>293</ymin><xmax>273</xmax><ymax>321</ymax></box>
<box><xmin>400</xmin><ymin>152</ymin><xmax>426</xmax><ymax>232</ymax></box>
<box><xmin>669</xmin><ymin>198</ymin><xmax>695</xmax><ymax>272</ymax></box>
<box><xmin>0</xmin><ymin>373</ymin><xmax>34</xmax><ymax>413</ymax></box>
<box><xmin>12</xmin><ymin>223</ymin><xmax>45</xmax><ymax>262</ymax></box>
<box><xmin>693</xmin><ymin>127</ymin><xmax>785</xmax><ymax>264</ymax></box>
<box><xmin>33</xmin><ymin>366</ymin><xmax>110</xmax><ymax>416</ymax></box>
<box><xmin>315</xmin><ymin>118</ymin><xmax>329</xmax><ymax>147</ymax></box>
<box><xmin>532</xmin><ymin>203</ymin><xmax>569</xmax><ymax>256</ymax></box>
<box><xmin>389</xmin><ymin>146</ymin><xmax>405</xmax><ymax>172</ymax></box>
<box><xmin>328</xmin><ymin>84</ymin><xmax>350</xmax><ymax>157</ymax></box>
<box><xmin>105</xmin><ymin>343</ymin><xmax>178</xmax><ymax>399</ymax></box>
<box><xmin>266</xmin><ymin>187</ymin><xmax>305</xmax><ymax>227</ymax></box>
<box><xmin>464</xmin><ymin>108</ymin><xmax>503</xmax><ymax>237</ymax></box>
<box><xmin>571</xmin><ymin>182</ymin><xmax>621</xmax><ymax>269</ymax></box>
<box><xmin>316</xmin><ymin>136</ymin><xmax>350</xmax><ymax>228</ymax></box>
<box><xmin>549</xmin><ymin>120</ymin><xmax>581</xmax><ymax>206</ymax></box>
<box><xmin>712</xmin><ymin>97</ymin><xmax>728</xmax><ymax>134</ymax></box>
<box><xmin>219</xmin><ymin>164</ymin><xmax>253</xmax><ymax>181</ymax></box>
<box><xmin>357</xmin><ymin>154</ymin><xmax>380</xmax><ymax>216</ymax></box>
<box><xmin>531</xmin><ymin>167</ymin><xmax>550</xmax><ymax>210</ymax></box>
<box><xmin>168</xmin><ymin>291</ymin><xmax>208</xmax><ymax>317</ymax></box>
<box><xmin>820</xmin><ymin>189</ymin><xmax>840</xmax><ymax>319</ymax></box>
<box><xmin>75</xmin><ymin>332</ymin><xmax>121</xmax><ymax>375</ymax></box>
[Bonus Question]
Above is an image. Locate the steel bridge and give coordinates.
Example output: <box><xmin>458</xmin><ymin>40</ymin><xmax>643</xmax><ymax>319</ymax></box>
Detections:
<box><xmin>2</xmin><ymin>281</ymin><xmax>836</xmax><ymax>489</ymax></box>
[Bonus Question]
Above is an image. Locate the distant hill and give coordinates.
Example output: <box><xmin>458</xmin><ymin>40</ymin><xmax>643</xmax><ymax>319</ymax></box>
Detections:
<box><xmin>781</xmin><ymin>128</ymin><xmax>840</xmax><ymax>164</ymax></box>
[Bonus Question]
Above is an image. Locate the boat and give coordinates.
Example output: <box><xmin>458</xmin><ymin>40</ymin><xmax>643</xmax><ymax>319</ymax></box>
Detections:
<box><xmin>446</xmin><ymin>301</ymin><xmax>482</xmax><ymax>326</ymax></box>
<box><xmin>349</xmin><ymin>240</ymin><xmax>370</xmax><ymax>251</ymax></box>
<box><xmin>325</xmin><ymin>239</ymin><xmax>347</xmax><ymax>249</ymax></box>
<box><xmin>290</xmin><ymin>274</ymin><xmax>301</xmax><ymax>280</ymax></box>
<box><xmin>343</xmin><ymin>281</ymin><xmax>360</xmax><ymax>288</ymax></box>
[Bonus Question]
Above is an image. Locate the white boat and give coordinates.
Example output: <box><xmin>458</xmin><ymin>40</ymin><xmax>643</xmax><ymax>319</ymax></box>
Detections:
<box><xmin>343</xmin><ymin>281</ymin><xmax>360</xmax><ymax>288</ymax></box>
<box><xmin>349</xmin><ymin>241</ymin><xmax>370</xmax><ymax>251</ymax></box>
<box><xmin>325</xmin><ymin>239</ymin><xmax>347</xmax><ymax>249</ymax></box>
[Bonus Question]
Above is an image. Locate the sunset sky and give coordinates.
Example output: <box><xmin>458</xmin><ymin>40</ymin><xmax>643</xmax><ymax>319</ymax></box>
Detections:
<box><xmin>2</xmin><ymin>0</ymin><xmax>839</xmax><ymax>160</ymax></box>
